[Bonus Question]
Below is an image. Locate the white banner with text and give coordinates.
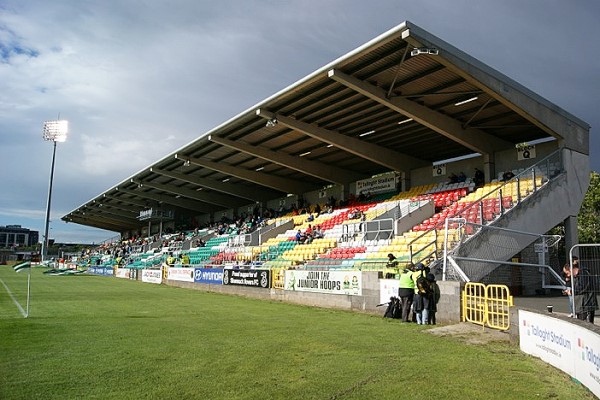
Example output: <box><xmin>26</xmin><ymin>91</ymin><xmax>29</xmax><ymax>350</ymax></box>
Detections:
<box><xmin>519</xmin><ymin>310</ymin><xmax>600</xmax><ymax>397</ymax></box>
<box><xmin>284</xmin><ymin>270</ymin><xmax>362</xmax><ymax>295</ymax></box>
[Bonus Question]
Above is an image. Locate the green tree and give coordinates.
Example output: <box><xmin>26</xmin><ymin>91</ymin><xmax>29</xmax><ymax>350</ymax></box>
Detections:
<box><xmin>578</xmin><ymin>171</ymin><xmax>600</xmax><ymax>243</ymax></box>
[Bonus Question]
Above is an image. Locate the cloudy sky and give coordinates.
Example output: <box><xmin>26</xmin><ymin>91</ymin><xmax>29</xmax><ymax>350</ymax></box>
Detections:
<box><xmin>1</xmin><ymin>0</ymin><xmax>598</xmax><ymax>244</ymax></box>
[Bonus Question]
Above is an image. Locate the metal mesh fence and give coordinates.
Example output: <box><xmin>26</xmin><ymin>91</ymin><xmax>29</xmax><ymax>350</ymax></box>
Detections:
<box><xmin>442</xmin><ymin>220</ymin><xmax>566</xmax><ymax>296</ymax></box>
<box><xmin>569</xmin><ymin>244</ymin><xmax>600</xmax><ymax>320</ymax></box>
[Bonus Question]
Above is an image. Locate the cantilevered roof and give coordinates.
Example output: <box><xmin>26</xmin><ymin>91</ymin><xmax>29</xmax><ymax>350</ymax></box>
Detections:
<box><xmin>62</xmin><ymin>21</ymin><xmax>590</xmax><ymax>232</ymax></box>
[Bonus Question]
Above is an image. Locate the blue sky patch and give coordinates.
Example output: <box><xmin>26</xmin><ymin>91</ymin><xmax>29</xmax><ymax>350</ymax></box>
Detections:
<box><xmin>0</xmin><ymin>42</ymin><xmax>39</xmax><ymax>63</ymax></box>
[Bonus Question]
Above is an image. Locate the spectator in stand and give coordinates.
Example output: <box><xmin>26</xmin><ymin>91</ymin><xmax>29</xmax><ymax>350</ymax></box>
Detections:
<box><xmin>306</xmin><ymin>214</ymin><xmax>315</xmax><ymax>222</ymax></box>
<box><xmin>180</xmin><ymin>253</ymin><xmax>190</xmax><ymax>265</ymax></box>
<box><xmin>166</xmin><ymin>252</ymin><xmax>176</xmax><ymax>266</ymax></box>
<box><xmin>448</xmin><ymin>173</ymin><xmax>459</xmax><ymax>184</ymax></box>
<box><xmin>305</xmin><ymin>224</ymin><xmax>313</xmax><ymax>235</ymax></box>
<box><xmin>457</xmin><ymin>172</ymin><xmax>466</xmax><ymax>182</ymax></box>
<box><xmin>474</xmin><ymin>168</ymin><xmax>485</xmax><ymax>187</ymax></box>
<box><xmin>305</xmin><ymin>232</ymin><xmax>314</xmax><ymax>244</ymax></box>
<box><xmin>502</xmin><ymin>170</ymin><xmax>515</xmax><ymax>181</ymax></box>
<box><xmin>295</xmin><ymin>230</ymin><xmax>307</xmax><ymax>244</ymax></box>
<box><xmin>304</xmin><ymin>225</ymin><xmax>314</xmax><ymax>244</ymax></box>
<box><xmin>348</xmin><ymin>208</ymin><xmax>362</xmax><ymax>220</ymax></box>
<box><xmin>314</xmin><ymin>203</ymin><xmax>321</xmax><ymax>216</ymax></box>
<box><xmin>313</xmin><ymin>225</ymin><xmax>324</xmax><ymax>239</ymax></box>
<box><xmin>327</xmin><ymin>196</ymin><xmax>336</xmax><ymax>209</ymax></box>
<box><xmin>386</xmin><ymin>253</ymin><xmax>398</xmax><ymax>268</ymax></box>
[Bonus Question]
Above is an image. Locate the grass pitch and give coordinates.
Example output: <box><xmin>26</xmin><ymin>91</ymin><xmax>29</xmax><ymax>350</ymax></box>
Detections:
<box><xmin>0</xmin><ymin>265</ymin><xmax>593</xmax><ymax>399</ymax></box>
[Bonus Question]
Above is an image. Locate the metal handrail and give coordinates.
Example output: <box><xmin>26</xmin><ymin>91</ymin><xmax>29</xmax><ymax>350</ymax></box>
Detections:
<box><xmin>408</xmin><ymin>149</ymin><xmax>563</xmax><ymax>264</ymax></box>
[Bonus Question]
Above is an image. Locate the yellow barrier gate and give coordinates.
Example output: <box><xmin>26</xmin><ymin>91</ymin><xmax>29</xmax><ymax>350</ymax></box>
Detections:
<box><xmin>462</xmin><ymin>282</ymin><xmax>514</xmax><ymax>331</ymax></box>
<box><xmin>271</xmin><ymin>268</ymin><xmax>286</xmax><ymax>289</ymax></box>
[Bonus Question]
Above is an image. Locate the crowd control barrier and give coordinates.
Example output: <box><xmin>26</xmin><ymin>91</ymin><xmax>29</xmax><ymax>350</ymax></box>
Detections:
<box><xmin>462</xmin><ymin>282</ymin><xmax>513</xmax><ymax>331</ymax></box>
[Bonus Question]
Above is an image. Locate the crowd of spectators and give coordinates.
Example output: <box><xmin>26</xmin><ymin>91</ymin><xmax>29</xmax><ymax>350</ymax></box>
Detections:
<box><xmin>79</xmin><ymin>188</ymin><xmax>382</xmax><ymax>267</ymax></box>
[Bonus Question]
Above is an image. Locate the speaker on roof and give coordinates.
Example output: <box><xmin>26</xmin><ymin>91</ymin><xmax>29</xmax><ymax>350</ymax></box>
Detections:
<box><xmin>411</xmin><ymin>47</ymin><xmax>439</xmax><ymax>57</ymax></box>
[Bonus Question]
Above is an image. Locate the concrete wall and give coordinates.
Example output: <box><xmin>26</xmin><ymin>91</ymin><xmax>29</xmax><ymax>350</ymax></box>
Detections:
<box><xmin>437</xmin><ymin>280</ymin><xmax>463</xmax><ymax>324</ymax></box>
<box><xmin>265</xmin><ymin>184</ymin><xmax>346</xmax><ymax>212</ymax></box>
<box><xmin>407</xmin><ymin>140</ymin><xmax>559</xmax><ymax>189</ymax></box>
<box><xmin>493</xmin><ymin>141</ymin><xmax>558</xmax><ymax>181</ymax></box>
<box><xmin>163</xmin><ymin>272</ymin><xmax>463</xmax><ymax>323</ymax></box>
<box><xmin>508</xmin><ymin>306</ymin><xmax>600</xmax><ymax>344</ymax></box>
<box><xmin>396</xmin><ymin>201</ymin><xmax>434</xmax><ymax>235</ymax></box>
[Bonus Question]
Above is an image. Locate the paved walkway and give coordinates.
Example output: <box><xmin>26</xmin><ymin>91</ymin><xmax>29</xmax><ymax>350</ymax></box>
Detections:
<box><xmin>514</xmin><ymin>294</ymin><xmax>598</xmax><ymax>324</ymax></box>
<box><xmin>514</xmin><ymin>295</ymin><xmax>571</xmax><ymax>314</ymax></box>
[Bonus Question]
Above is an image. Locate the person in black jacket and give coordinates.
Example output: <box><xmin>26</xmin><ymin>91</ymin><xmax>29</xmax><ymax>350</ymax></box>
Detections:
<box><xmin>565</xmin><ymin>260</ymin><xmax>598</xmax><ymax>323</ymax></box>
<box><xmin>426</xmin><ymin>273</ymin><xmax>441</xmax><ymax>325</ymax></box>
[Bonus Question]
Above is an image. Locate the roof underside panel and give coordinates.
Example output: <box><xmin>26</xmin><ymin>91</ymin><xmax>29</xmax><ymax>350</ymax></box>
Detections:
<box><xmin>62</xmin><ymin>22</ymin><xmax>582</xmax><ymax>234</ymax></box>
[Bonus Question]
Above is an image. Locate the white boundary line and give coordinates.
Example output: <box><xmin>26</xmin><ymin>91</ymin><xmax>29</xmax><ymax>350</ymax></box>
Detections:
<box><xmin>0</xmin><ymin>277</ymin><xmax>27</xmax><ymax>317</ymax></box>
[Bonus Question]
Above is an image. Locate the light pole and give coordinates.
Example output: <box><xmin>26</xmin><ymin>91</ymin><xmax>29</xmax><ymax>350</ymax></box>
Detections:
<box><xmin>41</xmin><ymin>119</ymin><xmax>68</xmax><ymax>263</ymax></box>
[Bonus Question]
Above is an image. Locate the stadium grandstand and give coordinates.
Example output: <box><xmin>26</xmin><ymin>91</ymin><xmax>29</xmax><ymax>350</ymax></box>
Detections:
<box><xmin>63</xmin><ymin>21</ymin><xmax>590</xmax><ymax>302</ymax></box>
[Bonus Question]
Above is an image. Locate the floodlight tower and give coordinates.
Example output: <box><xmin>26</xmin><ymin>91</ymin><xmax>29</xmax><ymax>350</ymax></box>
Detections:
<box><xmin>41</xmin><ymin>119</ymin><xmax>68</xmax><ymax>263</ymax></box>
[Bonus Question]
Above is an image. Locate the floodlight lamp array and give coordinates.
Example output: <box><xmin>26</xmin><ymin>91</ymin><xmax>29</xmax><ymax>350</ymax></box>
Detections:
<box><xmin>410</xmin><ymin>47</ymin><xmax>439</xmax><ymax>56</ymax></box>
<box><xmin>43</xmin><ymin>120</ymin><xmax>69</xmax><ymax>142</ymax></box>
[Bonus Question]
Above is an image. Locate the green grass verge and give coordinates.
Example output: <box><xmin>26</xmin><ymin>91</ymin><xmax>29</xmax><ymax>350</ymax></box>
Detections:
<box><xmin>0</xmin><ymin>265</ymin><xmax>594</xmax><ymax>399</ymax></box>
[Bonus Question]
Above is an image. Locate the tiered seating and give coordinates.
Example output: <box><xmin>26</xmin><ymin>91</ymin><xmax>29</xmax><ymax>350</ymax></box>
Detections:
<box><xmin>212</xmin><ymin>186</ymin><xmax>464</xmax><ymax>269</ymax></box>
<box><xmin>263</xmin><ymin>259</ymin><xmax>294</xmax><ymax>268</ymax></box>
<box><xmin>411</xmin><ymin>188</ymin><xmax>468</xmax><ymax>211</ymax></box>
<box><xmin>188</xmin><ymin>235</ymin><xmax>231</xmax><ymax>265</ymax></box>
<box><xmin>407</xmin><ymin>175</ymin><xmax>550</xmax><ymax>259</ymax></box>
<box><xmin>265</xmin><ymin>238</ymin><xmax>337</xmax><ymax>263</ymax></box>
<box><xmin>323</xmin><ymin>245</ymin><xmax>367</xmax><ymax>259</ymax></box>
<box><xmin>317</xmin><ymin>209</ymin><xmax>353</xmax><ymax>232</ymax></box>
<box><xmin>426</xmin><ymin>179</ymin><xmax>474</xmax><ymax>194</ymax></box>
<box><xmin>173</xmin><ymin>175</ymin><xmax>547</xmax><ymax>272</ymax></box>
<box><xmin>126</xmin><ymin>250</ymin><xmax>164</xmax><ymax>269</ymax></box>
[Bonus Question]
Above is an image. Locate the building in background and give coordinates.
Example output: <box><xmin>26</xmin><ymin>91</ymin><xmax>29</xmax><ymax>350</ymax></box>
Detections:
<box><xmin>0</xmin><ymin>225</ymin><xmax>40</xmax><ymax>248</ymax></box>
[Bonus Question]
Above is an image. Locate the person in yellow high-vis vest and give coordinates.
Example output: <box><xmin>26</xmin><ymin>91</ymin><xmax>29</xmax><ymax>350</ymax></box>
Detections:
<box><xmin>398</xmin><ymin>263</ymin><xmax>416</xmax><ymax>322</ymax></box>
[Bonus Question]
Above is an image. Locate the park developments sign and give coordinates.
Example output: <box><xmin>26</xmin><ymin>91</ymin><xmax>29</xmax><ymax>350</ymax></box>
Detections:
<box><xmin>284</xmin><ymin>270</ymin><xmax>362</xmax><ymax>295</ymax></box>
<box><xmin>167</xmin><ymin>267</ymin><xmax>195</xmax><ymax>282</ymax></box>
<box><xmin>519</xmin><ymin>310</ymin><xmax>600</xmax><ymax>397</ymax></box>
